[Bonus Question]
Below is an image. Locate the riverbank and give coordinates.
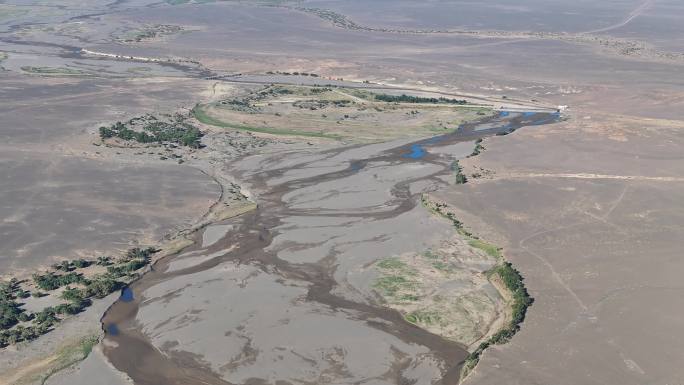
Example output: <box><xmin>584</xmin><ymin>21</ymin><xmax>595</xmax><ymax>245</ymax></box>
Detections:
<box><xmin>421</xmin><ymin>195</ymin><xmax>533</xmax><ymax>381</ymax></box>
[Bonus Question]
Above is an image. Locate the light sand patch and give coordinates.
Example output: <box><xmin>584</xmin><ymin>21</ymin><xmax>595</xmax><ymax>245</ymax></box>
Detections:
<box><xmin>166</xmin><ymin>246</ymin><xmax>236</xmax><ymax>272</ymax></box>
<box><xmin>201</xmin><ymin>224</ymin><xmax>233</xmax><ymax>248</ymax></box>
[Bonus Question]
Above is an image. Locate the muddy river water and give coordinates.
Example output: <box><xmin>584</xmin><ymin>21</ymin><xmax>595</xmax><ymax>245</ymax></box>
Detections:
<box><xmin>101</xmin><ymin>111</ymin><xmax>559</xmax><ymax>385</ymax></box>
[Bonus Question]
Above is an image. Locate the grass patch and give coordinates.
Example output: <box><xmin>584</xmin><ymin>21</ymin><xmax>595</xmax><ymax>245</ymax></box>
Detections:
<box><xmin>192</xmin><ymin>104</ymin><xmax>340</xmax><ymax>139</ymax></box>
<box><xmin>398</xmin><ymin>294</ymin><xmax>419</xmax><ymax>302</ymax></box>
<box><xmin>21</xmin><ymin>66</ymin><xmax>87</xmax><ymax>76</ymax></box>
<box><xmin>422</xmin><ymin>250</ymin><xmax>440</xmax><ymax>260</ymax></box>
<box><xmin>468</xmin><ymin>239</ymin><xmax>501</xmax><ymax>259</ymax></box>
<box><xmin>373</xmin><ymin>276</ymin><xmax>417</xmax><ymax>297</ymax></box>
<box><xmin>373</xmin><ymin>258</ymin><xmax>420</xmax><ymax>301</ymax></box>
<box><xmin>431</xmin><ymin>261</ymin><xmax>452</xmax><ymax>272</ymax></box>
<box><xmin>377</xmin><ymin>257</ymin><xmax>408</xmax><ymax>270</ymax></box>
<box><xmin>405</xmin><ymin>310</ymin><xmax>443</xmax><ymax>326</ymax></box>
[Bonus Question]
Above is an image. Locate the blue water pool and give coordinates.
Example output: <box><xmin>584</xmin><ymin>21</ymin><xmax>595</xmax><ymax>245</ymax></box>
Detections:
<box><xmin>405</xmin><ymin>144</ymin><xmax>426</xmax><ymax>159</ymax></box>
<box><xmin>120</xmin><ymin>287</ymin><xmax>134</xmax><ymax>302</ymax></box>
<box><xmin>106</xmin><ymin>323</ymin><xmax>119</xmax><ymax>336</ymax></box>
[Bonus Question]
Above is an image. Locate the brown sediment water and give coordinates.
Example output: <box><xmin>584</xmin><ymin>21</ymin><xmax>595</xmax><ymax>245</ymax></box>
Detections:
<box><xmin>101</xmin><ymin>111</ymin><xmax>559</xmax><ymax>385</ymax></box>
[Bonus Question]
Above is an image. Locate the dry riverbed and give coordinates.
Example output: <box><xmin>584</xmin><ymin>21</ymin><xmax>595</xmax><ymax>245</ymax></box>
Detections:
<box><xmin>99</xmin><ymin>110</ymin><xmax>557</xmax><ymax>384</ymax></box>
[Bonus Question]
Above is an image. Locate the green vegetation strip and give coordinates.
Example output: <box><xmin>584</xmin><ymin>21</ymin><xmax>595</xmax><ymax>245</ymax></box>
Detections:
<box><xmin>468</xmin><ymin>239</ymin><xmax>501</xmax><ymax>259</ymax></box>
<box><xmin>38</xmin><ymin>335</ymin><xmax>100</xmax><ymax>385</ymax></box>
<box><xmin>374</xmin><ymin>93</ymin><xmax>467</xmax><ymax>105</ymax></box>
<box><xmin>421</xmin><ymin>196</ymin><xmax>533</xmax><ymax>379</ymax></box>
<box><xmin>21</xmin><ymin>66</ymin><xmax>87</xmax><ymax>76</ymax></box>
<box><xmin>451</xmin><ymin>160</ymin><xmax>467</xmax><ymax>184</ymax></box>
<box><xmin>192</xmin><ymin>105</ymin><xmax>340</xmax><ymax>139</ymax></box>
<box><xmin>469</xmin><ymin>138</ymin><xmax>484</xmax><ymax>157</ymax></box>
<box><xmin>461</xmin><ymin>262</ymin><xmax>533</xmax><ymax>377</ymax></box>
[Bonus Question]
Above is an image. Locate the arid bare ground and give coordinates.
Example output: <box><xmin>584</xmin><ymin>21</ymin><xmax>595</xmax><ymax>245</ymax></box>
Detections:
<box><xmin>0</xmin><ymin>75</ymin><xmax>223</xmax><ymax>276</ymax></box>
<box><xmin>430</xmin><ymin>111</ymin><xmax>684</xmax><ymax>385</ymax></box>
<box><xmin>1</xmin><ymin>0</ymin><xmax>683</xmax><ymax>384</ymax></box>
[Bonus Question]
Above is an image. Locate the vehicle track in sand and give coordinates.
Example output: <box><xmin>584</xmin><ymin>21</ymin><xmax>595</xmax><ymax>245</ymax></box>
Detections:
<box><xmin>583</xmin><ymin>0</ymin><xmax>656</xmax><ymax>34</ymax></box>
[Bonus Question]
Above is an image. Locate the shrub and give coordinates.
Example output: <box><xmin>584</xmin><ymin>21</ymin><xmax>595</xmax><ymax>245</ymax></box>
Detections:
<box><xmin>33</xmin><ymin>272</ymin><xmax>85</xmax><ymax>291</ymax></box>
<box><xmin>84</xmin><ymin>277</ymin><xmax>121</xmax><ymax>299</ymax></box>
<box><xmin>375</xmin><ymin>93</ymin><xmax>467</xmax><ymax>105</ymax></box>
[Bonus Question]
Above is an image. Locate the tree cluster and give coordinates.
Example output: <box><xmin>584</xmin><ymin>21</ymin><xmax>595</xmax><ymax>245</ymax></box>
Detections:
<box><xmin>32</xmin><ymin>272</ymin><xmax>85</xmax><ymax>291</ymax></box>
<box><xmin>0</xmin><ymin>281</ymin><xmax>25</xmax><ymax>330</ymax></box>
<box><xmin>452</xmin><ymin>160</ymin><xmax>468</xmax><ymax>184</ymax></box>
<box><xmin>375</xmin><ymin>93</ymin><xmax>467</xmax><ymax>105</ymax></box>
<box><xmin>470</xmin><ymin>138</ymin><xmax>484</xmax><ymax>157</ymax></box>
<box><xmin>463</xmin><ymin>262</ymin><xmax>534</xmax><ymax>374</ymax></box>
<box><xmin>52</xmin><ymin>258</ymin><xmax>92</xmax><ymax>272</ymax></box>
<box><xmin>1</xmin><ymin>248</ymin><xmax>158</xmax><ymax>348</ymax></box>
<box><xmin>99</xmin><ymin>116</ymin><xmax>203</xmax><ymax>148</ymax></box>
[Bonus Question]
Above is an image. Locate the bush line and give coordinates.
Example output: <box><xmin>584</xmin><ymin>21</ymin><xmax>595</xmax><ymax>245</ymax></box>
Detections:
<box><xmin>421</xmin><ymin>195</ymin><xmax>533</xmax><ymax>381</ymax></box>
